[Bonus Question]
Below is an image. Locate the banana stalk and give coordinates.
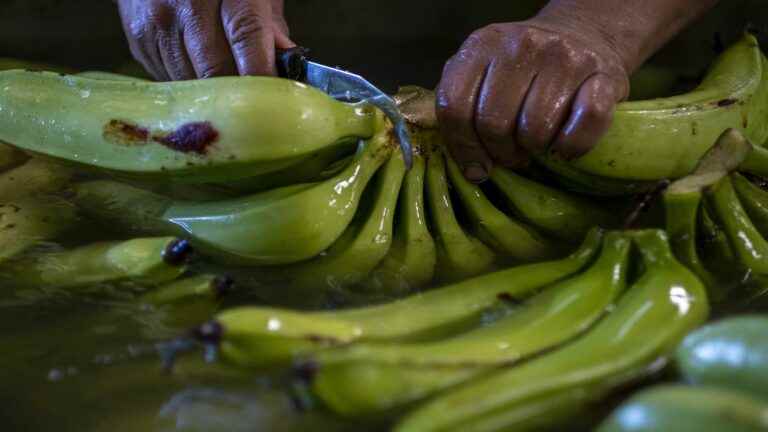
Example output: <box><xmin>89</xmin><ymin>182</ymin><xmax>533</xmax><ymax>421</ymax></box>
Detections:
<box><xmin>395</xmin><ymin>230</ymin><xmax>709</xmax><ymax>432</ymax></box>
<box><xmin>0</xmin><ymin>70</ymin><xmax>375</xmax><ymax>182</ymax></box>
<box><xmin>309</xmin><ymin>233</ymin><xmax>630</xmax><ymax>416</ymax></box>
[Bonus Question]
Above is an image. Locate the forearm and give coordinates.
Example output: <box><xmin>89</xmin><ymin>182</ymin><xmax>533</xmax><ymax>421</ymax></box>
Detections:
<box><xmin>535</xmin><ymin>0</ymin><xmax>720</xmax><ymax>72</ymax></box>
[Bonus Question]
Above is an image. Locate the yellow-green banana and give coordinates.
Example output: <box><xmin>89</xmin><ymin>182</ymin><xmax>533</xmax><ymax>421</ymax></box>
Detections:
<box><xmin>0</xmin><ymin>158</ymin><xmax>72</xmax><ymax>201</ymax></box>
<box><xmin>541</xmin><ymin>34</ymin><xmax>768</xmax><ymax>181</ymax></box>
<box><xmin>199</xmin><ymin>230</ymin><xmax>601</xmax><ymax>368</ymax></box>
<box><xmin>490</xmin><ymin>166</ymin><xmax>618</xmax><ymax>241</ymax></box>
<box><xmin>309</xmin><ymin>233</ymin><xmax>630</xmax><ymax>416</ymax></box>
<box><xmin>362</xmin><ymin>151</ymin><xmax>436</xmax><ymax>296</ymax></box>
<box><xmin>0</xmin><ymin>197</ymin><xmax>77</xmax><ymax>263</ymax></box>
<box><xmin>427</xmin><ymin>149</ymin><xmax>496</xmax><ymax>282</ymax></box>
<box><xmin>444</xmin><ymin>154</ymin><xmax>558</xmax><ymax>261</ymax></box>
<box><xmin>0</xmin><ymin>70</ymin><xmax>375</xmax><ymax>182</ymax></box>
<box><xmin>395</xmin><ymin>230</ymin><xmax>709</xmax><ymax>432</ymax></box>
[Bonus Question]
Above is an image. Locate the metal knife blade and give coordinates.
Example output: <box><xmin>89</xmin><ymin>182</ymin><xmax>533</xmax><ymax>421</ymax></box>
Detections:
<box><xmin>304</xmin><ymin>61</ymin><xmax>413</xmax><ymax>169</ymax></box>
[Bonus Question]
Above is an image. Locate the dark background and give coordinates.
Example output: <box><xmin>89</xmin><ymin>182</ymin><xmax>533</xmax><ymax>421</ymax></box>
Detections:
<box><xmin>0</xmin><ymin>0</ymin><xmax>766</xmax><ymax>92</ymax></box>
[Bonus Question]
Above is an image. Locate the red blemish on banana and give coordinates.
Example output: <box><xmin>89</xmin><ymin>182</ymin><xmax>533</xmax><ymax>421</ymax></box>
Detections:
<box><xmin>152</xmin><ymin>122</ymin><xmax>219</xmax><ymax>155</ymax></box>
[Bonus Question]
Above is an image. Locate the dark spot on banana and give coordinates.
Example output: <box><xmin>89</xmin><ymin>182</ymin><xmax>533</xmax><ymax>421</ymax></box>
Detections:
<box><xmin>210</xmin><ymin>275</ymin><xmax>235</xmax><ymax>299</ymax></box>
<box><xmin>742</xmin><ymin>112</ymin><xmax>749</xmax><ymax>129</ymax></box>
<box><xmin>716</xmin><ymin>98</ymin><xmax>738</xmax><ymax>107</ymax></box>
<box><xmin>306</xmin><ymin>334</ymin><xmax>339</xmax><ymax>344</ymax></box>
<box><xmin>152</xmin><ymin>122</ymin><xmax>219</xmax><ymax>155</ymax></box>
<box><xmin>691</xmin><ymin>121</ymin><xmax>698</xmax><ymax>136</ymax></box>
<box><xmin>163</xmin><ymin>238</ymin><xmax>193</xmax><ymax>266</ymax></box>
<box><xmin>103</xmin><ymin>119</ymin><xmax>150</xmax><ymax>145</ymax></box>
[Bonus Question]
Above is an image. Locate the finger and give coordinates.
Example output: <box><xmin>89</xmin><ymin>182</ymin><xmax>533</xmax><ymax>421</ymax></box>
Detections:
<box><xmin>221</xmin><ymin>0</ymin><xmax>277</xmax><ymax>76</ymax></box>
<box><xmin>516</xmin><ymin>66</ymin><xmax>586</xmax><ymax>154</ymax></box>
<box><xmin>157</xmin><ymin>25</ymin><xmax>197</xmax><ymax>81</ymax></box>
<box><xmin>551</xmin><ymin>73</ymin><xmax>623</xmax><ymax>160</ymax></box>
<box><xmin>118</xmin><ymin>3</ymin><xmax>171</xmax><ymax>81</ymax></box>
<box><xmin>181</xmin><ymin>4</ymin><xmax>237</xmax><ymax>78</ymax></box>
<box><xmin>436</xmin><ymin>49</ymin><xmax>492</xmax><ymax>183</ymax></box>
<box><xmin>475</xmin><ymin>58</ymin><xmax>535</xmax><ymax>168</ymax></box>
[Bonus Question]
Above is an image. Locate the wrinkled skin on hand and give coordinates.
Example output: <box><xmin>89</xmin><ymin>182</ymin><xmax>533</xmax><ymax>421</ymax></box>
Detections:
<box><xmin>116</xmin><ymin>0</ymin><xmax>293</xmax><ymax>81</ymax></box>
<box><xmin>437</xmin><ymin>20</ymin><xmax>630</xmax><ymax>182</ymax></box>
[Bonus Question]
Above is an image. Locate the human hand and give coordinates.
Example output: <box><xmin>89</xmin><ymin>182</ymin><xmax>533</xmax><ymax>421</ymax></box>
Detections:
<box><xmin>116</xmin><ymin>0</ymin><xmax>293</xmax><ymax>81</ymax></box>
<box><xmin>437</xmin><ymin>17</ymin><xmax>630</xmax><ymax>182</ymax></box>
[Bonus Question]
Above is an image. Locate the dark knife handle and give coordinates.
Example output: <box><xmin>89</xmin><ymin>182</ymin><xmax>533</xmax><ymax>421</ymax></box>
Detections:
<box><xmin>276</xmin><ymin>47</ymin><xmax>310</xmax><ymax>81</ymax></box>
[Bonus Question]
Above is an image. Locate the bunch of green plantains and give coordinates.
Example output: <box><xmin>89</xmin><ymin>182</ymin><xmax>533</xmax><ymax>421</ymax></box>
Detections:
<box><xmin>1</xmin><ymin>34</ymin><xmax>768</xmax><ymax>431</ymax></box>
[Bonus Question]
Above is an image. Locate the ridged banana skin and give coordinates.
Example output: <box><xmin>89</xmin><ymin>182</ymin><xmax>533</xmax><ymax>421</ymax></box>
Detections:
<box><xmin>255</xmin><ymin>151</ymin><xmax>406</xmax><ymax>306</ymax></box>
<box><xmin>557</xmin><ymin>34</ymin><xmax>768</xmax><ymax>181</ymax></box>
<box><xmin>444</xmin><ymin>154</ymin><xmax>558</xmax><ymax>261</ymax></box>
<box><xmin>427</xmin><ymin>150</ymin><xmax>496</xmax><ymax>282</ymax></box>
<box><xmin>163</xmin><ymin>130</ymin><xmax>393</xmax><ymax>265</ymax></box>
<box><xmin>396</xmin><ymin>230</ymin><xmax>709</xmax><ymax>432</ymax></box>
<box><xmin>362</xmin><ymin>153</ymin><xmax>436</xmax><ymax>295</ymax></box>
<box><xmin>0</xmin><ymin>71</ymin><xmax>374</xmax><ymax>181</ymax></box>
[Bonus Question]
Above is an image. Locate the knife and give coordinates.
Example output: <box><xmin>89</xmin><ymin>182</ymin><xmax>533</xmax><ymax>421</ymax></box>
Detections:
<box><xmin>277</xmin><ymin>47</ymin><xmax>413</xmax><ymax>169</ymax></box>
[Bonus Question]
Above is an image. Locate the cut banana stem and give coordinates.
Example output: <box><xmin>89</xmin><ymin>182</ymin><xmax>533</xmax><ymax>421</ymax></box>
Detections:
<box><xmin>255</xmin><ymin>151</ymin><xmax>407</xmax><ymax>306</ymax></box>
<box><xmin>201</xmin><ymin>230</ymin><xmax>602</xmax><ymax>368</ymax></box>
<box><xmin>444</xmin><ymin>153</ymin><xmax>559</xmax><ymax>261</ymax></box>
<box><xmin>0</xmin><ymin>197</ymin><xmax>78</xmax><ymax>263</ymax></box>
<box><xmin>362</xmin><ymin>152</ymin><xmax>436</xmax><ymax>295</ymax></box>
<box><xmin>162</xmin><ymin>126</ymin><xmax>393</xmax><ymax>265</ymax></box>
<box><xmin>426</xmin><ymin>149</ymin><xmax>496</xmax><ymax>282</ymax></box>
<box><xmin>0</xmin><ymin>237</ymin><xmax>190</xmax><ymax>289</ymax></box>
<box><xmin>0</xmin><ymin>70</ymin><xmax>375</xmax><ymax>182</ymax></box>
<box><xmin>490</xmin><ymin>166</ymin><xmax>617</xmax><ymax>241</ymax></box>
<box><xmin>310</xmin><ymin>233</ymin><xmax>630</xmax><ymax>416</ymax></box>
<box><xmin>708</xmin><ymin>175</ymin><xmax>768</xmax><ymax>275</ymax></box>
<box><xmin>0</xmin><ymin>158</ymin><xmax>72</xmax><ymax>201</ymax></box>
<box><xmin>395</xmin><ymin>230</ymin><xmax>710</xmax><ymax>432</ymax></box>
<box><xmin>732</xmin><ymin>172</ymin><xmax>768</xmax><ymax>237</ymax></box>
<box><xmin>543</xmin><ymin>34</ymin><xmax>768</xmax><ymax>181</ymax></box>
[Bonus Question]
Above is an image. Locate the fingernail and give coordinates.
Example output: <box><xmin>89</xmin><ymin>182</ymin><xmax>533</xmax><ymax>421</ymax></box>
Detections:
<box><xmin>463</xmin><ymin>162</ymin><xmax>488</xmax><ymax>183</ymax></box>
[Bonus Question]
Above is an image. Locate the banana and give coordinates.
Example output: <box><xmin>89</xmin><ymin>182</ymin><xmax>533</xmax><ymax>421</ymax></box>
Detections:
<box><xmin>708</xmin><ymin>175</ymin><xmax>768</xmax><ymax>275</ymax></box>
<box><xmin>598</xmin><ymin>385</ymin><xmax>768</xmax><ymax>432</ymax></box>
<box><xmin>395</xmin><ymin>230</ymin><xmax>709</xmax><ymax>432</ymax></box>
<box><xmin>539</xmin><ymin>34</ymin><xmax>768</xmax><ymax>181</ymax></box>
<box><xmin>76</xmin><ymin>71</ymin><xmax>149</xmax><ymax>82</ymax></box>
<box><xmin>665</xmin><ymin>128</ymin><xmax>752</xmax><ymax>301</ymax></box>
<box><xmin>0</xmin><ymin>237</ymin><xmax>190</xmax><ymax>289</ymax></box>
<box><xmin>443</xmin><ymin>153</ymin><xmax>559</xmax><ymax>261</ymax></box>
<box><xmin>733</xmin><ymin>172</ymin><xmax>768</xmax><ymax>237</ymax></box>
<box><xmin>0</xmin><ymin>70</ymin><xmax>375</xmax><ymax>182</ymax></box>
<box><xmin>198</xmin><ymin>230</ymin><xmax>602</xmax><ymax>368</ymax></box>
<box><xmin>0</xmin><ymin>158</ymin><xmax>73</xmax><ymax>201</ymax></box>
<box><xmin>138</xmin><ymin>274</ymin><xmax>235</xmax><ymax>330</ymax></box>
<box><xmin>252</xmin><ymin>150</ymin><xmax>406</xmax><ymax>306</ymax></box>
<box><xmin>0</xmin><ymin>197</ymin><xmax>78</xmax><ymax>263</ymax></box>
<box><xmin>309</xmin><ymin>233</ymin><xmax>630</xmax><ymax>416</ymax></box>
<box><xmin>490</xmin><ymin>166</ymin><xmax>618</xmax><ymax>241</ymax></box>
<box><xmin>361</xmin><ymin>151</ymin><xmax>436</xmax><ymax>296</ymax></box>
<box><xmin>426</xmin><ymin>149</ymin><xmax>496</xmax><ymax>283</ymax></box>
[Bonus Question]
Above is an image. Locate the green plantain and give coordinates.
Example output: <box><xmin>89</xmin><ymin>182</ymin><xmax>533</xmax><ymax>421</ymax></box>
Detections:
<box><xmin>490</xmin><ymin>166</ymin><xmax>617</xmax><ymax>241</ymax></box>
<box><xmin>444</xmin><ymin>154</ymin><xmax>558</xmax><ymax>261</ymax></box>
<box><xmin>426</xmin><ymin>149</ymin><xmax>496</xmax><ymax>283</ymax></box>
<box><xmin>309</xmin><ymin>233</ymin><xmax>630</xmax><ymax>416</ymax></box>
<box><xmin>0</xmin><ymin>70</ymin><xmax>375</xmax><ymax>182</ymax></box>
<box><xmin>0</xmin><ymin>157</ymin><xmax>72</xmax><ymax>201</ymax></box>
<box><xmin>199</xmin><ymin>230</ymin><xmax>602</xmax><ymax>368</ymax></box>
<box><xmin>361</xmin><ymin>151</ymin><xmax>436</xmax><ymax>296</ymax></box>
<box><xmin>0</xmin><ymin>197</ymin><xmax>78</xmax><ymax>263</ymax></box>
<box><xmin>395</xmin><ymin>230</ymin><xmax>709</xmax><ymax>432</ymax></box>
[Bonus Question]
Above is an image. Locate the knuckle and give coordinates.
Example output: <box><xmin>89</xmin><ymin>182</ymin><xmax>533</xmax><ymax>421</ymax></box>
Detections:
<box><xmin>476</xmin><ymin>112</ymin><xmax>512</xmax><ymax>142</ymax></box>
<box><xmin>225</xmin><ymin>10</ymin><xmax>269</xmax><ymax>44</ymax></box>
<box><xmin>198</xmin><ymin>60</ymin><xmax>231</xmax><ymax>78</ymax></box>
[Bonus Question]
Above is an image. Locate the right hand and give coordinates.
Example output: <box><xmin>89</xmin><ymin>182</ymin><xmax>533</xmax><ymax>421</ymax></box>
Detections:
<box><xmin>116</xmin><ymin>0</ymin><xmax>293</xmax><ymax>81</ymax></box>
